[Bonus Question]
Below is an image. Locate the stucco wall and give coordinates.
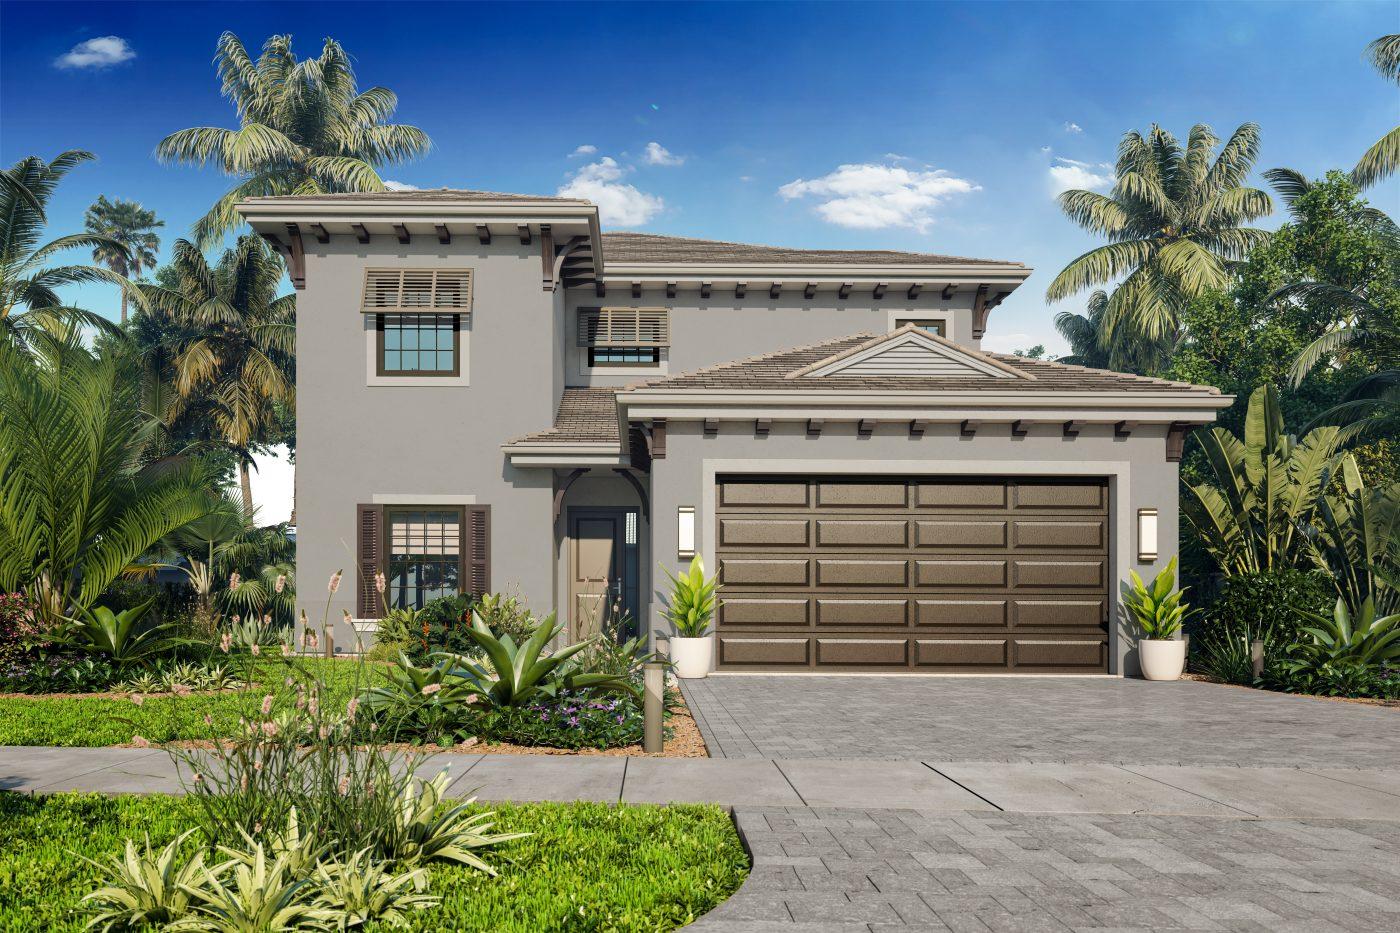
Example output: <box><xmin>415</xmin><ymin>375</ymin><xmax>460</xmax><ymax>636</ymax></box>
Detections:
<box><xmin>295</xmin><ymin>238</ymin><xmax>560</xmax><ymax>633</ymax></box>
<box><xmin>646</xmin><ymin>419</ymin><xmax>1181</xmax><ymax>675</ymax></box>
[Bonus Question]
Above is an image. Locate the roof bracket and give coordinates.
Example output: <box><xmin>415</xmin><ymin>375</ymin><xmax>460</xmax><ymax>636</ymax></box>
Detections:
<box><xmin>612</xmin><ymin>468</ymin><xmax>650</xmax><ymax>523</ymax></box>
<box><xmin>857</xmin><ymin>419</ymin><xmax>876</xmax><ymax>439</ymax></box>
<box><xmin>839</xmin><ymin>282</ymin><xmax>853</xmax><ymax>299</ymax></box>
<box><xmin>475</xmin><ymin>224</ymin><xmax>491</xmax><ymax>245</ymax></box>
<box><xmin>769</xmin><ymin>283</ymin><xmax>781</xmax><ymax>300</ymax></box>
<box><xmin>1010</xmin><ymin>420</ymin><xmax>1029</xmax><ymax>438</ymax></box>
<box><xmin>1115</xmin><ymin>420</ymin><xmax>1140</xmax><ymax>439</ymax></box>
<box><xmin>734</xmin><ymin>282</ymin><xmax>746</xmax><ymax>299</ymax></box>
<box><xmin>552</xmin><ymin>467</ymin><xmax>588</xmax><ymax>523</ymax></box>
<box><xmin>666</xmin><ymin>282</ymin><xmax>677</xmax><ymax>299</ymax></box>
<box><xmin>804</xmin><ymin>283</ymin><xmax>817</xmax><ymax>300</ymax></box>
<box><xmin>517</xmin><ymin>224</ymin><xmax>532</xmax><ymax>245</ymax></box>
<box><xmin>632</xmin><ymin>282</ymin><xmax>642</xmax><ymax>299</ymax></box>
<box><xmin>1166</xmin><ymin>422</ymin><xmax>1193</xmax><ymax>462</ymax></box>
<box><xmin>700</xmin><ymin>282</ymin><xmax>712</xmax><ymax>299</ymax></box>
<box><xmin>1063</xmin><ymin>420</ymin><xmax>1085</xmax><ymax>438</ymax></box>
<box><xmin>352</xmin><ymin>223</ymin><xmax>370</xmax><ymax>244</ymax></box>
<box><xmin>806</xmin><ymin>418</ymin><xmax>823</xmax><ymax>438</ymax></box>
<box><xmin>909</xmin><ymin>419</ymin><xmax>928</xmax><ymax>438</ymax></box>
<box><xmin>941</xmin><ymin>283</ymin><xmax>957</xmax><ymax>300</ymax></box>
<box><xmin>649</xmin><ymin>419</ymin><xmax>666</xmax><ymax>459</ymax></box>
<box><xmin>872</xmin><ymin>282</ymin><xmax>887</xmax><ymax>299</ymax></box>
<box><xmin>434</xmin><ymin>224</ymin><xmax>451</xmax><ymax>245</ymax></box>
<box><xmin>754</xmin><ymin>418</ymin><xmax>771</xmax><ymax>438</ymax></box>
<box><xmin>960</xmin><ymin>419</ymin><xmax>980</xmax><ymax>439</ymax></box>
<box><xmin>393</xmin><ymin>223</ymin><xmax>411</xmax><ymax>245</ymax></box>
<box><xmin>309</xmin><ymin>223</ymin><xmax>330</xmax><ymax>244</ymax></box>
<box><xmin>703</xmin><ymin>418</ymin><xmax>719</xmax><ymax>438</ymax></box>
<box><xmin>906</xmin><ymin>283</ymin><xmax>922</xmax><ymax>300</ymax></box>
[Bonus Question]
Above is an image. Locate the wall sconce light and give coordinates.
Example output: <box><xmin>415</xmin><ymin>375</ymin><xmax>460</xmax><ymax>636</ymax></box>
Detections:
<box><xmin>1137</xmin><ymin>508</ymin><xmax>1159</xmax><ymax>562</ymax></box>
<box><xmin>677</xmin><ymin>506</ymin><xmax>696</xmax><ymax>559</ymax></box>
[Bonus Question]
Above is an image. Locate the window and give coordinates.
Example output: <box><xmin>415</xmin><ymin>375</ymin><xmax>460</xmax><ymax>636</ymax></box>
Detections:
<box><xmin>377</xmin><ymin>314</ymin><xmax>459</xmax><ymax>375</ymax></box>
<box><xmin>588</xmin><ymin>346</ymin><xmax>661</xmax><ymax>366</ymax></box>
<box><xmin>385</xmin><ymin>508</ymin><xmax>462</xmax><ymax>610</ymax></box>
<box><xmin>900</xmin><ymin>319</ymin><xmax>946</xmax><ymax>336</ymax></box>
<box><xmin>579</xmin><ymin>307</ymin><xmax>668</xmax><ymax>368</ymax></box>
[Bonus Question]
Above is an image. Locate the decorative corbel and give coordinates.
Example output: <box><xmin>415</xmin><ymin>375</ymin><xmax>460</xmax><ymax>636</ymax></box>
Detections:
<box><xmin>1166</xmin><ymin>422</ymin><xmax>1193</xmax><ymax>462</ymax></box>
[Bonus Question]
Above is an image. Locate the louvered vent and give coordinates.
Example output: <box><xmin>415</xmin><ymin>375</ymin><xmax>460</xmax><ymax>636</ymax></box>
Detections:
<box><xmin>577</xmin><ymin>308</ymin><xmax>669</xmax><ymax>347</ymax></box>
<box><xmin>362</xmin><ymin>269</ymin><xmax>472</xmax><ymax>313</ymax></box>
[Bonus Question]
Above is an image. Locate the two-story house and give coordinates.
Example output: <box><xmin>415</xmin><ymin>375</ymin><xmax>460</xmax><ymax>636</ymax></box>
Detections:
<box><xmin>238</xmin><ymin>189</ymin><xmax>1230</xmax><ymax>676</ymax></box>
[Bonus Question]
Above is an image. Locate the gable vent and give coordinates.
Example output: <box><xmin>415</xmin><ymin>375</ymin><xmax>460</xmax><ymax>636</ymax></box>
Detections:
<box><xmin>361</xmin><ymin>269</ymin><xmax>473</xmax><ymax>314</ymax></box>
<box><xmin>578</xmin><ymin>307</ymin><xmax>670</xmax><ymax>347</ymax></box>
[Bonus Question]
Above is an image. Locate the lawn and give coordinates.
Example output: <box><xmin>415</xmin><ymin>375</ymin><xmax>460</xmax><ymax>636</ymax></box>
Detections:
<box><xmin>0</xmin><ymin>793</ymin><xmax>748</xmax><ymax>932</ymax></box>
<box><xmin>0</xmin><ymin>658</ymin><xmax>376</xmax><ymax>747</ymax></box>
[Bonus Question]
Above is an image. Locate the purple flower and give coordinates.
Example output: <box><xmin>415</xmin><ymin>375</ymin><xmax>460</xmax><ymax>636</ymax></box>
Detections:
<box><xmin>616</xmin><ymin>715</ymin><xmax>624</xmax><ymax>723</ymax></box>
<box><xmin>568</xmin><ymin>716</ymin><xmax>579</xmax><ymax>726</ymax></box>
<box><xmin>540</xmin><ymin>712</ymin><xmax>548</xmax><ymax>721</ymax></box>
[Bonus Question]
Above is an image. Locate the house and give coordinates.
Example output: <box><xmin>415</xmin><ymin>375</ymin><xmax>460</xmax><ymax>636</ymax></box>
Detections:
<box><xmin>237</xmin><ymin>189</ymin><xmax>1230</xmax><ymax>675</ymax></box>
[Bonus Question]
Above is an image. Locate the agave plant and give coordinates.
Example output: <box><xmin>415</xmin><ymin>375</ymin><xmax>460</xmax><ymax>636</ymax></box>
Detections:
<box><xmin>78</xmin><ymin>830</ymin><xmax>204</xmax><ymax>931</ymax></box>
<box><xmin>440</xmin><ymin>613</ymin><xmax>639</xmax><ymax>709</ymax></box>
<box><xmin>1183</xmin><ymin>385</ymin><xmax>1342</xmax><ymax>575</ymax></box>
<box><xmin>1291</xmin><ymin>597</ymin><xmax>1400</xmax><ymax>668</ymax></box>
<box><xmin>1121</xmin><ymin>557</ymin><xmax>1193</xmax><ymax>640</ymax></box>
<box><xmin>183</xmin><ymin>842</ymin><xmax>332</xmax><ymax>932</ymax></box>
<box><xmin>58</xmin><ymin>599</ymin><xmax>184</xmax><ymax>669</ymax></box>
<box><xmin>660</xmin><ymin>555</ymin><xmax>720</xmax><ymax>638</ymax></box>
<box><xmin>312</xmin><ymin>848</ymin><xmax>437</xmax><ymax>929</ymax></box>
<box><xmin>380</xmin><ymin>771</ymin><xmax>528</xmax><ymax>877</ymax></box>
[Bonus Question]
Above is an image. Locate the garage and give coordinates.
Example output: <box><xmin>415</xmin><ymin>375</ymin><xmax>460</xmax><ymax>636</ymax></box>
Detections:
<box><xmin>714</xmin><ymin>475</ymin><xmax>1110</xmax><ymax>673</ymax></box>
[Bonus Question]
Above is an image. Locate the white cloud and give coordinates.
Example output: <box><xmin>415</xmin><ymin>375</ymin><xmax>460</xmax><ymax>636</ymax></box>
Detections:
<box><xmin>883</xmin><ymin>153</ymin><xmax>911</xmax><ymax>162</ymax></box>
<box><xmin>557</xmin><ymin>157</ymin><xmax>663</xmax><ymax>226</ymax></box>
<box><xmin>777</xmin><ymin>162</ymin><xmax>979</xmax><ymax>232</ymax></box>
<box><xmin>569</xmin><ymin>144</ymin><xmax>597</xmax><ymax>158</ymax></box>
<box><xmin>1063</xmin><ymin>121</ymin><xmax>1084</xmax><ymax>134</ymax></box>
<box><xmin>383</xmin><ymin>180</ymin><xmax>419</xmax><ymax>191</ymax></box>
<box><xmin>1047</xmin><ymin>157</ymin><xmax>1114</xmax><ymax>194</ymax></box>
<box><xmin>643</xmin><ymin>142</ymin><xmax>684</xmax><ymax>166</ymax></box>
<box><xmin>55</xmin><ymin>36</ymin><xmax>136</xmax><ymax>69</ymax></box>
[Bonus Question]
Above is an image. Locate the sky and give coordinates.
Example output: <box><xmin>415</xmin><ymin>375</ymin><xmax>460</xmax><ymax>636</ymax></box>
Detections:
<box><xmin>3</xmin><ymin>0</ymin><xmax>1398</xmax><ymax>519</ymax></box>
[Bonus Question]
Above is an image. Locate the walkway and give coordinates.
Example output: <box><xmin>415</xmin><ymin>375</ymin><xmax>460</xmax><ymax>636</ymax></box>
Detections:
<box><xmin>680</xmin><ymin>675</ymin><xmax>1400</xmax><ymax>768</ymax></box>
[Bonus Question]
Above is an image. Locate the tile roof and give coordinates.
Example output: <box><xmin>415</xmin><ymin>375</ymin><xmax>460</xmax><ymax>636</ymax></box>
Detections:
<box><xmin>629</xmin><ymin>332</ymin><xmax>1223</xmax><ymax>396</ymax></box>
<box><xmin>244</xmin><ymin>188</ymin><xmax>588</xmax><ymax>204</ymax></box>
<box><xmin>599</xmin><ymin>232</ymin><xmax>1015</xmax><ymax>266</ymax></box>
<box><xmin>505</xmin><ymin>387</ymin><xmax>620</xmax><ymax>446</ymax></box>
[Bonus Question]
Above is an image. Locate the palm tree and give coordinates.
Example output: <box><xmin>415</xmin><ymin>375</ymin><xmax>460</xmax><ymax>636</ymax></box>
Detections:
<box><xmin>1054</xmin><ymin>291</ymin><xmax>1113</xmax><ymax>370</ymax></box>
<box><xmin>1</xmin><ymin>151</ymin><xmax>143</xmax><ymax>343</ymax></box>
<box><xmin>157</xmin><ymin>32</ymin><xmax>431</xmax><ymax>248</ymax></box>
<box><xmin>84</xmin><ymin>195</ymin><xmax>163</xmax><ymax>324</ymax></box>
<box><xmin>139</xmin><ymin>237</ymin><xmax>295</xmax><ymax>516</ymax></box>
<box><xmin>1046</xmin><ymin>123</ymin><xmax>1273</xmax><ymax>343</ymax></box>
<box><xmin>1352</xmin><ymin>34</ymin><xmax>1400</xmax><ymax>189</ymax></box>
<box><xmin>0</xmin><ymin>334</ymin><xmax>211</xmax><ymax>627</ymax></box>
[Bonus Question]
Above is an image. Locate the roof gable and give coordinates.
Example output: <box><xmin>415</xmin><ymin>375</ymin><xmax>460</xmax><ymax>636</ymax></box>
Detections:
<box><xmin>789</xmin><ymin>326</ymin><xmax>1029</xmax><ymax>381</ymax></box>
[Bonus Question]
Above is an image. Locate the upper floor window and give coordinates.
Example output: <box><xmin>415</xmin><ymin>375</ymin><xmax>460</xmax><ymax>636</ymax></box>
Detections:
<box><xmin>578</xmin><ymin>307</ymin><xmax>668</xmax><ymax>368</ymax></box>
<box><xmin>899</xmin><ymin>319</ymin><xmax>946</xmax><ymax>337</ymax></box>
<box><xmin>363</xmin><ymin>269</ymin><xmax>473</xmax><ymax>379</ymax></box>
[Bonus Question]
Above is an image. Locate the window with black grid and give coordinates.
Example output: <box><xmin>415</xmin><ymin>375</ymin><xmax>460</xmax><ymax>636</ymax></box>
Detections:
<box><xmin>386</xmin><ymin>509</ymin><xmax>461</xmax><ymax>609</ymax></box>
<box><xmin>377</xmin><ymin>314</ymin><xmax>459</xmax><ymax>375</ymax></box>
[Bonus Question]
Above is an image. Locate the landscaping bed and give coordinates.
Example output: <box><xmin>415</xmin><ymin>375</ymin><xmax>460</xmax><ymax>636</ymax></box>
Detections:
<box><xmin>0</xmin><ymin>792</ymin><xmax>748</xmax><ymax>932</ymax></box>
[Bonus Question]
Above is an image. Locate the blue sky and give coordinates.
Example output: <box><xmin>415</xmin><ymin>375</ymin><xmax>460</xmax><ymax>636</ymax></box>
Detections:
<box><xmin>3</xmin><ymin>0</ymin><xmax>1397</xmax><ymax>356</ymax></box>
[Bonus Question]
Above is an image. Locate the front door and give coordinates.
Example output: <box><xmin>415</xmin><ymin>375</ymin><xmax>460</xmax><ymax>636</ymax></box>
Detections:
<box><xmin>568</xmin><ymin>508</ymin><xmax>639</xmax><ymax>642</ymax></box>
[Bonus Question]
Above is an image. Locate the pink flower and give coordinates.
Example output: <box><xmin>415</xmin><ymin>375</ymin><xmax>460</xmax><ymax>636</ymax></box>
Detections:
<box><xmin>232</xmin><ymin>615</ymin><xmax>241</xmax><ymax>625</ymax></box>
<box><xmin>307</xmin><ymin>631</ymin><xmax>319</xmax><ymax>649</ymax></box>
<box><xmin>229</xmin><ymin>572</ymin><xmax>241</xmax><ymax>591</ymax></box>
<box><xmin>308</xmin><ymin>696</ymin><xmax>319</xmax><ymax>716</ymax></box>
<box><xmin>130</xmin><ymin>693</ymin><xmax>144</xmax><ymax>706</ymax></box>
<box><xmin>192</xmin><ymin>772</ymin><xmax>203</xmax><ymax>785</ymax></box>
<box><xmin>281</xmin><ymin>644</ymin><xmax>291</xmax><ymax>657</ymax></box>
<box><xmin>172</xmin><ymin>685</ymin><xmax>192</xmax><ymax>697</ymax></box>
<box><xmin>261</xmin><ymin>614</ymin><xmax>271</xmax><ymax>628</ymax></box>
<box><xmin>346</xmin><ymin>698</ymin><xmax>359</xmax><ymax>720</ymax></box>
<box><xmin>328</xmin><ymin>570</ymin><xmax>342</xmax><ymax>594</ymax></box>
<box><xmin>369</xmin><ymin>723</ymin><xmax>379</xmax><ymax>733</ymax></box>
<box><xmin>261</xmin><ymin>695</ymin><xmax>274</xmax><ymax>717</ymax></box>
<box><xmin>250</xmin><ymin>644</ymin><xmax>261</xmax><ymax>656</ymax></box>
<box><xmin>275</xmin><ymin>574</ymin><xmax>286</xmax><ymax>594</ymax></box>
<box><xmin>240</xmin><ymin>775</ymin><xmax>248</xmax><ymax>791</ymax></box>
<box><xmin>203</xmin><ymin>713</ymin><xmax>213</xmax><ymax>726</ymax></box>
<box><xmin>284</xmin><ymin>676</ymin><xmax>294</xmax><ymax>687</ymax></box>
<box><xmin>421</xmin><ymin>683</ymin><xmax>442</xmax><ymax>696</ymax></box>
<box><xmin>337</xmin><ymin>775</ymin><xmax>350</xmax><ymax>796</ymax></box>
<box><xmin>253</xmin><ymin>760</ymin><xmax>263</xmax><ymax>772</ymax></box>
<box><xmin>374</xmin><ymin>572</ymin><xmax>386</xmax><ymax>594</ymax></box>
<box><xmin>319</xmin><ymin>725</ymin><xmax>331</xmax><ymax>740</ymax></box>
<box><xmin>261</xmin><ymin>721</ymin><xmax>279</xmax><ymax>738</ymax></box>
<box><xmin>130</xmin><ymin>735</ymin><xmax>150</xmax><ymax>748</ymax></box>
<box><xmin>219</xmin><ymin>633</ymin><xmax>232</xmax><ymax>654</ymax></box>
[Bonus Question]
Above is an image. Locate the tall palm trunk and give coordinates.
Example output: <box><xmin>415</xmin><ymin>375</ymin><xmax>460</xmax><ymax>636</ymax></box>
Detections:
<box><xmin>239</xmin><ymin>457</ymin><xmax>255</xmax><ymax>520</ymax></box>
<box><xmin>119</xmin><ymin>286</ymin><xmax>128</xmax><ymax>326</ymax></box>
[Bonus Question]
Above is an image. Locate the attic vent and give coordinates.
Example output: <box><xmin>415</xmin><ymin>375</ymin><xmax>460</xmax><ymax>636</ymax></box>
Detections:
<box><xmin>577</xmin><ymin>307</ymin><xmax>670</xmax><ymax>347</ymax></box>
<box><xmin>361</xmin><ymin>269</ymin><xmax>473</xmax><ymax>313</ymax></box>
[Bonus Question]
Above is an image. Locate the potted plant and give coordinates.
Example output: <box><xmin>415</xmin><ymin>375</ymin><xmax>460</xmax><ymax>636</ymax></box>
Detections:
<box><xmin>1123</xmin><ymin>556</ymin><xmax>1192</xmax><ymax>681</ymax></box>
<box><xmin>660</xmin><ymin>555</ymin><xmax>719</xmax><ymax>679</ymax></box>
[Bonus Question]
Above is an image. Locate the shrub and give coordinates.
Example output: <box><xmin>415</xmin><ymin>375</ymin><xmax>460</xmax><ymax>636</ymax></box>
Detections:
<box><xmin>404</xmin><ymin>595</ymin><xmax>478</xmax><ymax>661</ymax></box>
<box><xmin>474</xmin><ymin>591</ymin><xmax>541</xmax><ymax>645</ymax></box>
<box><xmin>0</xmin><ymin>591</ymin><xmax>40</xmax><ymax>664</ymax></box>
<box><xmin>1204</xmin><ymin>568</ymin><xmax>1334</xmax><ymax>649</ymax></box>
<box><xmin>474</xmin><ymin>691</ymin><xmax>664</xmax><ymax>750</ymax></box>
<box><xmin>1121</xmin><ymin>557</ymin><xmax>1191</xmax><ymax>640</ymax></box>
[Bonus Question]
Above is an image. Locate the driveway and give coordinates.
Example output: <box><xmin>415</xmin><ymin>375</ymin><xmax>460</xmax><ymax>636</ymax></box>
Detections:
<box><xmin>681</xmin><ymin>675</ymin><xmax>1400</xmax><ymax>768</ymax></box>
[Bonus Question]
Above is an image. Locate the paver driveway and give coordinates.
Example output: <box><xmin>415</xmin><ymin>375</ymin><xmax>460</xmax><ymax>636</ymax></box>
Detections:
<box><xmin>681</xmin><ymin>676</ymin><xmax>1400</xmax><ymax>768</ymax></box>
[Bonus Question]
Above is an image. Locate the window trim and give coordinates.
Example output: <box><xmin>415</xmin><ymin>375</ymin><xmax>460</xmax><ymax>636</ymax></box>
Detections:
<box><xmin>382</xmin><ymin>504</ymin><xmax>467</xmax><ymax>611</ymax></box>
<box><xmin>586</xmin><ymin>346</ymin><xmax>662</xmax><ymax>367</ymax></box>
<box><xmin>375</xmin><ymin>312</ymin><xmax>462</xmax><ymax>377</ymax></box>
<box><xmin>894</xmin><ymin>318</ymin><xmax>947</xmax><ymax>337</ymax></box>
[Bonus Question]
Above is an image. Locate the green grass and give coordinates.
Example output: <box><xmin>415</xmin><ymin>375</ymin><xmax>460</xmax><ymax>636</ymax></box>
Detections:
<box><xmin>0</xmin><ymin>658</ymin><xmax>374</xmax><ymax>746</ymax></box>
<box><xmin>0</xmin><ymin>792</ymin><xmax>748</xmax><ymax>932</ymax></box>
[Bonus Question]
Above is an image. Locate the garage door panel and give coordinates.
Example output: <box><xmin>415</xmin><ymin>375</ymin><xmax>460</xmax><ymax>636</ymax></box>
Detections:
<box><xmin>916</xmin><ymin>599</ymin><xmax>1008</xmax><ymax>627</ymax></box>
<box><xmin>716</xmin><ymin>475</ymin><xmax>1109</xmax><ymax>672</ymax></box>
<box><xmin>1013</xmin><ymin>559</ymin><xmax>1104</xmax><ymax>588</ymax></box>
<box><xmin>916</xmin><ymin>560</ymin><xmax>1007</xmax><ymax>587</ymax></box>
<box><xmin>816</xmin><ymin>638</ymin><xmax>908</xmax><ymax>665</ymax></box>
<box><xmin>916</xmin><ymin>483</ymin><xmax>1007</xmax><ymax>508</ymax></box>
<box><xmin>721</xmin><ymin>558</ymin><xmax>809</xmax><ymax>586</ymax></box>
<box><xmin>817</xmin><ymin>559</ymin><xmax>908</xmax><ymax>586</ymax></box>
<box><xmin>915</xmin><ymin>639</ymin><xmax>1009</xmax><ymax>668</ymax></box>
<box><xmin>915</xmin><ymin>521</ymin><xmax>1007</xmax><ymax>548</ymax></box>
<box><xmin>719</xmin><ymin>637</ymin><xmax>810</xmax><ymax>666</ymax></box>
<box><xmin>816</xmin><ymin>599</ymin><xmax>908</xmax><ymax>627</ymax></box>
<box><xmin>720</xmin><ymin>598</ymin><xmax>809</xmax><ymax>627</ymax></box>
<box><xmin>720</xmin><ymin>519</ymin><xmax>809</xmax><ymax>547</ymax></box>
<box><xmin>817</xmin><ymin>519</ymin><xmax>908</xmax><ymax>547</ymax></box>
<box><xmin>1015</xmin><ymin>599</ymin><xmax>1105</xmax><ymax>628</ymax></box>
<box><xmin>720</xmin><ymin>482</ymin><xmax>809</xmax><ymax>507</ymax></box>
<box><xmin>816</xmin><ymin>482</ymin><xmax>907</xmax><ymax>507</ymax></box>
<box><xmin>1012</xmin><ymin>520</ymin><xmax>1105</xmax><ymax>549</ymax></box>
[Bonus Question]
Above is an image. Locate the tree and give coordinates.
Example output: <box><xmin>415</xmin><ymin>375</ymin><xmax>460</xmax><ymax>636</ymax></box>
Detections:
<box><xmin>84</xmin><ymin>195</ymin><xmax>163</xmax><ymax>324</ymax></box>
<box><xmin>157</xmin><ymin>32</ymin><xmax>431</xmax><ymax>248</ymax></box>
<box><xmin>138</xmin><ymin>237</ymin><xmax>295</xmax><ymax>516</ymax></box>
<box><xmin>1046</xmin><ymin>123</ymin><xmax>1273</xmax><ymax>345</ymax></box>
<box><xmin>1054</xmin><ymin>289</ymin><xmax>1174</xmax><ymax>374</ymax></box>
<box><xmin>0</xmin><ymin>152</ymin><xmax>141</xmax><ymax>343</ymax></box>
<box><xmin>1352</xmin><ymin>34</ymin><xmax>1400</xmax><ymax>189</ymax></box>
<box><xmin>0</xmin><ymin>335</ymin><xmax>210</xmax><ymax>627</ymax></box>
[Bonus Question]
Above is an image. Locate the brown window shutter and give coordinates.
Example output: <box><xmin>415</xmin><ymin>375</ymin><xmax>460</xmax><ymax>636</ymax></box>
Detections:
<box><xmin>356</xmin><ymin>504</ymin><xmax>384</xmax><ymax>618</ymax></box>
<box><xmin>463</xmin><ymin>505</ymin><xmax>491</xmax><ymax>596</ymax></box>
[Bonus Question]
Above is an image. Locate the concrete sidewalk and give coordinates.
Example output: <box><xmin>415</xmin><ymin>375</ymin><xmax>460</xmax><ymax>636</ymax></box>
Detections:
<box><xmin>4</xmin><ymin>747</ymin><xmax>1399</xmax><ymax>821</ymax></box>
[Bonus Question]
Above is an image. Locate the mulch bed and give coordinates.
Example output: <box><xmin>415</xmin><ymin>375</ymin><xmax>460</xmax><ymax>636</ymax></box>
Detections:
<box><xmin>1183</xmin><ymin>672</ymin><xmax>1400</xmax><ymax>708</ymax></box>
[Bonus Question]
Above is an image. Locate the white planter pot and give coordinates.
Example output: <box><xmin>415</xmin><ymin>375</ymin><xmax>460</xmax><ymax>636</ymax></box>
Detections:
<box><xmin>1139</xmin><ymin>638</ymin><xmax>1186</xmax><ymax>681</ymax></box>
<box><xmin>670</xmin><ymin>636</ymin><xmax>714</xmax><ymax>679</ymax></box>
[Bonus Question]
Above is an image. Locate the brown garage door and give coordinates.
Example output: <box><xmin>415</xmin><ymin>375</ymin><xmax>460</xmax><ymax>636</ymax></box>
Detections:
<box><xmin>714</xmin><ymin>476</ymin><xmax>1110</xmax><ymax>673</ymax></box>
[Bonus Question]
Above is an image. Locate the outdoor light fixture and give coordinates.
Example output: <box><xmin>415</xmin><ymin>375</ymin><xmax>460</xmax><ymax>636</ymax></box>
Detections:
<box><xmin>677</xmin><ymin>506</ymin><xmax>696</xmax><ymax>559</ymax></box>
<box><xmin>1137</xmin><ymin>508</ymin><xmax>1159</xmax><ymax>562</ymax></box>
